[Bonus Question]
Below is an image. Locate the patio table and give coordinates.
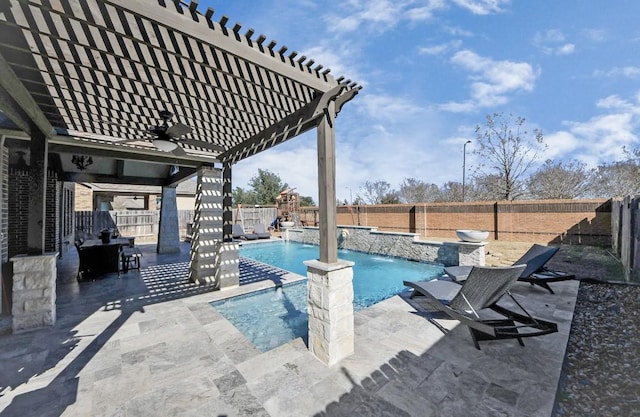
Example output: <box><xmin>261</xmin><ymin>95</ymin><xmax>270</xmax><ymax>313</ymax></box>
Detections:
<box><xmin>78</xmin><ymin>238</ymin><xmax>132</xmax><ymax>279</ymax></box>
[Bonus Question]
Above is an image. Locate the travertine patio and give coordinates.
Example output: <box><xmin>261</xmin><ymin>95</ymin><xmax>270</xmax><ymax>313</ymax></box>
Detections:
<box><xmin>0</xmin><ymin>241</ymin><xmax>578</xmax><ymax>416</ymax></box>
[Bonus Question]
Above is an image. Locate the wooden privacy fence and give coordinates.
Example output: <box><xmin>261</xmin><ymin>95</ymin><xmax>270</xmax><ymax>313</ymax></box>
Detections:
<box><xmin>611</xmin><ymin>196</ymin><xmax>640</xmax><ymax>282</ymax></box>
<box><xmin>233</xmin><ymin>206</ymin><xmax>278</xmax><ymax>230</ymax></box>
<box><xmin>74</xmin><ymin>208</ymin><xmax>278</xmax><ymax>242</ymax></box>
<box><xmin>75</xmin><ymin>210</ymin><xmax>159</xmax><ymax>240</ymax></box>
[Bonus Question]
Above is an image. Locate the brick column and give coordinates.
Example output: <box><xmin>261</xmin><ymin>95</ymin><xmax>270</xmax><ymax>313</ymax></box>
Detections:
<box><xmin>304</xmin><ymin>259</ymin><xmax>354</xmax><ymax>365</ymax></box>
<box><xmin>157</xmin><ymin>186</ymin><xmax>180</xmax><ymax>254</ymax></box>
<box><xmin>11</xmin><ymin>252</ymin><xmax>57</xmax><ymax>332</ymax></box>
<box><xmin>189</xmin><ymin>167</ymin><xmax>239</xmax><ymax>288</ymax></box>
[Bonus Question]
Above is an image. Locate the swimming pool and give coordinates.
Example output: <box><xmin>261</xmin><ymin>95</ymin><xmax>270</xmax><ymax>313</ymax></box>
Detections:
<box><xmin>212</xmin><ymin>241</ymin><xmax>444</xmax><ymax>351</ymax></box>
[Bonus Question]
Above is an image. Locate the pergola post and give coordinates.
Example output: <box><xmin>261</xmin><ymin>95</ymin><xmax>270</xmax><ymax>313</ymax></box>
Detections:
<box><xmin>12</xmin><ymin>130</ymin><xmax>57</xmax><ymax>332</ymax></box>
<box><xmin>306</xmin><ymin>101</ymin><xmax>355</xmax><ymax>365</ymax></box>
<box><xmin>189</xmin><ymin>166</ymin><xmax>239</xmax><ymax>288</ymax></box>
<box><xmin>157</xmin><ymin>185</ymin><xmax>180</xmax><ymax>254</ymax></box>
<box><xmin>27</xmin><ymin>130</ymin><xmax>47</xmax><ymax>254</ymax></box>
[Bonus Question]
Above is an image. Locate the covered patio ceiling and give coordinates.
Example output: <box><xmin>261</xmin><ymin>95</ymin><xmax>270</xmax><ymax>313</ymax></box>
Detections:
<box><xmin>0</xmin><ymin>0</ymin><xmax>360</xmax><ymax>186</ymax></box>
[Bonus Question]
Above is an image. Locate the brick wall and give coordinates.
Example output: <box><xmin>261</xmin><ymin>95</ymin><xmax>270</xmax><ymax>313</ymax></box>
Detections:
<box><xmin>300</xmin><ymin>199</ymin><xmax>611</xmax><ymax>246</ymax></box>
<box><xmin>1</xmin><ymin>145</ymin><xmax>7</xmax><ymax>263</ymax></box>
<box><xmin>8</xmin><ymin>169</ymin><xmax>60</xmax><ymax>257</ymax></box>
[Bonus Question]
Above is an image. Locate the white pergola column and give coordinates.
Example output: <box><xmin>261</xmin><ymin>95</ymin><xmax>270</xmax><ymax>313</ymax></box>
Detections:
<box><xmin>188</xmin><ymin>166</ymin><xmax>239</xmax><ymax>288</ymax></box>
<box><xmin>307</xmin><ymin>100</ymin><xmax>354</xmax><ymax>364</ymax></box>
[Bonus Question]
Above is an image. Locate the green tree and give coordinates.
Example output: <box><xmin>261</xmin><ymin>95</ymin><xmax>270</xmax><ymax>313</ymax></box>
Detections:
<box><xmin>248</xmin><ymin>169</ymin><xmax>288</xmax><ymax>205</ymax></box>
<box><xmin>473</xmin><ymin>113</ymin><xmax>545</xmax><ymax>200</ymax></box>
<box><xmin>232</xmin><ymin>186</ymin><xmax>257</xmax><ymax>206</ymax></box>
<box><xmin>299</xmin><ymin>196</ymin><xmax>315</xmax><ymax>206</ymax></box>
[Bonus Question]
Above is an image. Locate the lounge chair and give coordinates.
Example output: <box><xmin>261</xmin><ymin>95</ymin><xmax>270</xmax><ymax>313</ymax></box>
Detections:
<box><xmin>404</xmin><ymin>265</ymin><xmax>558</xmax><ymax>349</ymax></box>
<box><xmin>444</xmin><ymin>244</ymin><xmax>574</xmax><ymax>294</ymax></box>
<box><xmin>252</xmin><ymin>223</ymin><xmax>271</xmax><ymax>239</ymax></box>
<box><xmin>232</xmin><ymin>224</ymin><xmax>258</xmax><ymax>240</ymax></box>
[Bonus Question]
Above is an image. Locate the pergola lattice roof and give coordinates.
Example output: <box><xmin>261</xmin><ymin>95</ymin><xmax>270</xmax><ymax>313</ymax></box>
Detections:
<box><xmin>0</xmin><ymin>0</ymin><xmax>360</xmax><ymax>183</ymax></box>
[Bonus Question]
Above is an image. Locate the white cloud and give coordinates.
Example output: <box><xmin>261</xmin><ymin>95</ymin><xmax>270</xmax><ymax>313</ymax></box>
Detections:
<box><xmin>405</xmin><ymin>0</ymin><xmax>447</xmax><ymax>21</ymax></box>
<box><xmin>325</xmin><ymin>0</ymin><xmax>446</xmax><ymax>34</ymax></box>
<box><xmin>451</xmin><ymin>0</ymin><xmax>510</xmax><ymax>15</ymax></box>
<box><xmin>543</xmin><ymin>93</ymin><xmax>640</xmax><ymax>166</ymax></box>
<box><xmin>418</xmin><ymin>40</ymin><xmax>462</xmax><ymax>55</ymax></box>
<box><xmin>443</xmin><ymin>25</ymin><xmax>474</xmax><ymax>37</ymax></box>
<box><xmin>358</xmin><ymin>93</ymin><xmax>424</xmax><ymax>120</ymax></box>
<box><xmin>582</xmin><ymin>28</ymin><xmax>607</xmax><ymax>43</ymax></box>
<box><xmin>596</xmin><ymin>94</ymin><xmax>640</xmax><ymax>112</ymax></box>
<box><xmin>301</xmin><ymin>44</ymin><xmax>364</xmax><ymax>85</ymax></box>
<box><xmin>542</xmin><ymin>131</ymin><xmax>582</xmax><ymax>160</ymax></box>
<box><xmin>441</xmin><ymin>50</ymin><xmax>538</xmax><ymax>112</ymax></box>
<box><xmin>533</xmin><ymin>29</ymin><xmax>576</xmax><ymax>55</ymax></box>
<box><xmin>595</xmin><ymin>66</ymin><xmax>640</xmax><ymax>79</ymax></box>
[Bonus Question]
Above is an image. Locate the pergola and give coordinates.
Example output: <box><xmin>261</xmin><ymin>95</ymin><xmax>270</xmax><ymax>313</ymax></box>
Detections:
<box><xmin>0</xmin><ymin>0</ymin><xmax>360</xmax><ymax>363</ymax></box>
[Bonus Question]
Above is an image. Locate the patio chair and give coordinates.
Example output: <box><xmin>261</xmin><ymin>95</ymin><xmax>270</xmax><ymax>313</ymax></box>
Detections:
<box><xmin>252</xmin><ymin>223</ymin><xmax>271</xmax><ymax>239</ymax></box>
<box><xmin>444</xmin><ymin>244</ymin><xmax>574</xmax><ymax>294</ymax></box>
<box><xmin>404</xmin><ymin>265</ymin><xmax>558</xmax><ymax>349</ymax></box>
<box><xmin>232</xmin><ymin>224</ymin><xmax>258</xmax><ymax>240</ymax></box>
<box><xmin>120</xmin><ymin>238</ymin><xmax>142</xmax><ymax>273</ymax></box>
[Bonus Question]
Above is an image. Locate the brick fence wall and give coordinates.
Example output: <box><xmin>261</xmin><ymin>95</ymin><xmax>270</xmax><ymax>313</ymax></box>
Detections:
<box><xmin>299</xmin><ymin>199</ymin><xmax>611</xmax><ymax>246</ymax></box>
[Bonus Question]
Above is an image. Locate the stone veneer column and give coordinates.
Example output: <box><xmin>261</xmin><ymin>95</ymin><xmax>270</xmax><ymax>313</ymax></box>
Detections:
<box><xmin>304</xmin><ymin>259</ymin><xmax>355</xmax><ymax>365</ymax></box>
<box><xmin>458</xmin><ymin>242</ymin><xmax>487</xmax><ymax>266</ymax></box>
<box><xmin>188</xmin><ymin>166</ymin><xmax>239</xmax><ymax>288</ymax></box>
<box><xmin>11</xmin><ymin>252</ymin><xmax>57</xmax><ymax>332</ymax></box>
<box><xmin>157</xmin><ymin>186</ymin><xmax>180</xmax><ymax>254</ymax></box>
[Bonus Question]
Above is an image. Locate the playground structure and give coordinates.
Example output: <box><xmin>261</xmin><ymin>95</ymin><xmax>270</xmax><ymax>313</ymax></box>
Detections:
<box><xmin>230</xmin><ymin>189</ymin><xmax>318</xmax><ymax>232</ymax></box>
<box><xmin>276</xmin><ymin>189</ymin><xmax>299</xmax><ymax>224</ymax></box>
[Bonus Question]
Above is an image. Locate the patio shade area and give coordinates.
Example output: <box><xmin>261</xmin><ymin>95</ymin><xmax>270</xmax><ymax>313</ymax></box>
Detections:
<box><xmin>0</xmin><ymin>0</ymin><xmax>360</xmax><ymax>317</ymax></box>
<box><xmin>0</xmin><ymin>0</ymin><xmax>360</xmax><ymax>182</ymax></box>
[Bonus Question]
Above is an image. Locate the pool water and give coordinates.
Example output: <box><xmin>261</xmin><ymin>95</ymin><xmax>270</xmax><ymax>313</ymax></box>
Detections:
<box><xmin>212</xmin><ymin>241</ymin><xmax>444</xmax><ymax>351</ymax></box>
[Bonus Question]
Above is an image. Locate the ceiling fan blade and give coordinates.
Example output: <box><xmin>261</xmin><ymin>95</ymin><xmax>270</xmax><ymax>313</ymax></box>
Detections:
<box><xmin>171</xmin><ymin>144</ymin><xmax>187</xmax><ymax>156</ymax></box>
<box><xmin>165</xmin><ymin>123</ymin><xmax>192</xmax><ymax>137</ymax></box>
<box><xmin>115</xmin><ymin>138</ymin><xmax>150</xmax><ymax>144</ymax></box>
<box><xmin>179</xmin><ymin>138</ymin><xmax>225</xmax><ymax>153</ymax></box>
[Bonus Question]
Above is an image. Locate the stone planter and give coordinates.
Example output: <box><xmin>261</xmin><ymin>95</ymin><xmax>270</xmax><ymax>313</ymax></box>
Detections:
<box><xmin>280</xmin><ymin>221</ymin><xmax>295</xmax><ymax>229</ymax></box>
<box><xmin>456</xmin><ymin>229</ymin><xmax>490</xmax><ymax>243</ymax></box>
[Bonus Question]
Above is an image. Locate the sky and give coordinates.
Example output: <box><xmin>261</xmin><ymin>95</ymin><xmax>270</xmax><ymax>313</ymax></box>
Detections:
<box><xmin>198</xmin><ymin>0</ymin><xmax>640</xmax><ymax>203</ymax></box>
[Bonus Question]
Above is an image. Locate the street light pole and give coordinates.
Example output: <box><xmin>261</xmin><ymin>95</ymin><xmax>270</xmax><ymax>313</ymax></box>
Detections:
<box><xmin>345</xmin><ymin>186</ymin><xmax>353</xmax><ymax>205</ymax></box>
<box><xmin>462</xmin><ymin>140</ymin><xmax>471</xmax><ymax>201</ymax></box>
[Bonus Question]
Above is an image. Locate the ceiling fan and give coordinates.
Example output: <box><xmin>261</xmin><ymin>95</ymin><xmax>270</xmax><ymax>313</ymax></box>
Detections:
<box><xmin>141</xmin><ymin>109</ymin><xmax>192</xmax><ymax>156</ymax></box>
<box><xmin>116</xmin><ymin>110</ymin><xmax>225</xmax><ymax>156</ymax></box>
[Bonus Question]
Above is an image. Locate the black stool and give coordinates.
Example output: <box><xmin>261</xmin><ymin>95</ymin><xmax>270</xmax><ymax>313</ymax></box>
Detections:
<box><xmin>121</xmin><ymin>247</ymin><xmax>142</xmax><ymax>272</ymax></box>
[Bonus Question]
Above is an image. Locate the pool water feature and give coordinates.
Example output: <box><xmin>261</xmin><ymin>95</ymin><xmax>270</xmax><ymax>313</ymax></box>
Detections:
<box><xmin>212</xmin><ymin>241</ymin><xmax>444</xmax><ymax>351</ymax></box>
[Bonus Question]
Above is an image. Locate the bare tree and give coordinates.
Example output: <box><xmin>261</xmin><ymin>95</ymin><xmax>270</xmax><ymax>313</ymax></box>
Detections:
<box><xmin>473</xmin><ymin>113</ymin><xmax>545</xmax><ymax>200</ymax></box>
<box><xmin>527</xmin><ymin>160</ymin><xmax>593</xmax><ymax>199</ymax></box>
<box><xmin>435</xmin><ymin>181</ymin><xmax>463</xmax><ymax>202</ymax></box>
<box><xmin>590</xmin><ymin>147</ymin><xmax>640</xmax><ymax>197</ymax></box>
<box><xmin>399</xmin><ymin>178</ymin><xmax>440</xmax><ymax>203</ymax></box>
<box><xmin>358</xmin><ymin>180</ymin><xmax>399</xmax><ymax>204</ymax></box>
<box><xmin>467</xmin><ymin>175</ymin><xmax>512</xmax><ymax>201</ymax></box>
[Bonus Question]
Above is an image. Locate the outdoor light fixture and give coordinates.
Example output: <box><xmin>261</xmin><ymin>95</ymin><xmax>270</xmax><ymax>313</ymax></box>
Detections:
<box><xmin>152</xmin><ymin>139</ymin><xmax>178</xmax><ymax>152</ymax></box>
<box><xmin>72</xmin><ymin>154</ymin><xmax>93</xmax><ymax>171</ymax></box>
